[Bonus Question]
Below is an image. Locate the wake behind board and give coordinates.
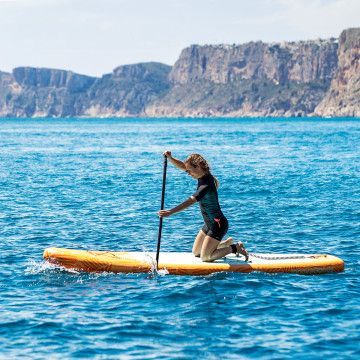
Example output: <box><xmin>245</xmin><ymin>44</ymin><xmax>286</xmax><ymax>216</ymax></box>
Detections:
<box><xmin>43</xmin><ymin>247</ymin><xmax>344</xmax><ymax>275</ymax></box>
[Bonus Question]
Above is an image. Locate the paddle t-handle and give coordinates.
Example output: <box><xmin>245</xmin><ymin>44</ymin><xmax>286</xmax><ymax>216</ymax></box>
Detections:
<box><xmin>156</xmin><ymin>154</ymin><xmax>168</xmax><ymax>268</ymax></box>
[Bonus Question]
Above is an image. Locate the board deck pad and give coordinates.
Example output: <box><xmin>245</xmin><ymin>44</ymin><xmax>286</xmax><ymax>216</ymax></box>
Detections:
<box><xmin>43</xmin><ymin>248</ymin><xmax>344</xmax><ymax>275</ymax></box>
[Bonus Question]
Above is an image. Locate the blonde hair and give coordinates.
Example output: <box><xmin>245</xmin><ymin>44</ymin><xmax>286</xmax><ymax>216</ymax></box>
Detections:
<box><xmin>185</xmin><ymin>153</ymin><xmax>219</xmax><ymax>188</ymax></box>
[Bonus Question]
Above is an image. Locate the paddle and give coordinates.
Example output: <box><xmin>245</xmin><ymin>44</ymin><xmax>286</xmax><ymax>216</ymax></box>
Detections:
<box><xmin>156</xmin><ymin>154</ymin><xmax>168</xmax><ymax>269</ymax></box>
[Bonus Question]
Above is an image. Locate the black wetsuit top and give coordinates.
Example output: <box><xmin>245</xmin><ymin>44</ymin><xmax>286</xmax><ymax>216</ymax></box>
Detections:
<box><xmin>192</xmin><ymin>174</ymin><xmax>228</xmax><ymax>240</ymax></box>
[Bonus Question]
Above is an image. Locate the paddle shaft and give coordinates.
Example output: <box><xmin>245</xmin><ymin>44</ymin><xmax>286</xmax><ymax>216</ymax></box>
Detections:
<box><xmin>156</xmin><ymin>155</ymin><xmax>168</xmax><ymax>267</ymax></box>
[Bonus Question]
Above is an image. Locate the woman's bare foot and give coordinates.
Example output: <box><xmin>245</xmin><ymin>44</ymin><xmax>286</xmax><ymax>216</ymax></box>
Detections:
<box><xmin>235</xmin><ymin>242</ymin><xmax>249</xmax><ymax>261</ymax></box>
<box><xmin>218</xmin><ymin>237</ymin><xmax>233</xmax><ymax>249</ymax></box>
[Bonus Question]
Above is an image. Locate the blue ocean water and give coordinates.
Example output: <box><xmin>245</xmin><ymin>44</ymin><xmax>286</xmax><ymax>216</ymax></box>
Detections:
<box><xmin>0</xmin><ymin>117</ymin><xmax>359</xmax><ymax>359</ymax></box>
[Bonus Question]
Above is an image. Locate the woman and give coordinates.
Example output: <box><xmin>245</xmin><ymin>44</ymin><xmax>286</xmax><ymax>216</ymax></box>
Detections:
<box><xmin>158</xmin><ymin>151</ymin><xmax>248</xmax><ymax>262</ymax></box>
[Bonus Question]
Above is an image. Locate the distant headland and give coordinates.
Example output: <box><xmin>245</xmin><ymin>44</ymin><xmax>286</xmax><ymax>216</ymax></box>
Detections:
<box><xmin>0</xmin><ymin>27</ymin><xmax>359</xmax><ymax>118</ymax></box>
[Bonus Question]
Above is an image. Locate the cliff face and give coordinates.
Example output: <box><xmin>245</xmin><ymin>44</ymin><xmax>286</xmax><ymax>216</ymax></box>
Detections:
<box><xmin>0</xmin><ymin>63</ymin><xmax>171</xmax><ymax>117</ymax></box>
<box><xmin>12</xmin><ymin>67</ymin><xmax>95</xmax><ymax>92</ymax></box>
<box><xmin>146</xmin><ymin>39</ymin><xmax>338</xmax><ymax>117</ymax></box>
<box><xmin>169</xmin><ymin>40</ymin><xmax>337</xmax><ymax>85</ymax></box>
<box><xmin>0</xmin><ymin>67</ymin><xmax>97</xmax><ymax>117</ymax></box>
<box><xmin>315</xmin><ymin>28</ymin><xmax>360</xmax><ymax>116</ymax></box>
<box><xmin>83</xmin><ymin>62</ymin><xmax>171</xmax><ymax>116</ymax></box>
<box><xmin>0</xmin><ymin>27</ymin><xmax>359</xmax><ymax>118</ymax></box>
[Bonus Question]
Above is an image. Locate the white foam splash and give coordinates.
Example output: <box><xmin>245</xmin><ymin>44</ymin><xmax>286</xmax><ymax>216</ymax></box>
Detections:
<box><xmin>140</xmin><ymin>247</ymin><xmax>169</xmax><ymax>277</ymax></box>
<box><xmin>24</xmin><ymin>260</ymin><xmax>79</xmax><ymax>275</ymax></box>
<box><xmin>157</xmin><ymin>268</ymin><xmax>169</xmax><ymax>276</ymax></box>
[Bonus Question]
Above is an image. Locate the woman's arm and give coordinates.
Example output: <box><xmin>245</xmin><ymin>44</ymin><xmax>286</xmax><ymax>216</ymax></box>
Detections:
<box><xmin>164</xmin><ymin>151</ymin><xmax>186</xmax><ymax>171</ymax></box>
<box><xmin>158</xmin><ymin>197</ymin><xmax>196</xmax><ymax>217</ymax></box>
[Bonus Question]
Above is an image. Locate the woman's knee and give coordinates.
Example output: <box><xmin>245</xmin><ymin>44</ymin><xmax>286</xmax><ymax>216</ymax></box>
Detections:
<box><xmin>192</xmin><ymin>242</ymin><xmax>201</xmax><ymax>256</ymax></box>
<box><xmin>192</xmin><ymin>249</ymin><xmax>200</xmax><ymax>257</ymax></box>
<box><xmin>200</xmin><ymin>254</ymin><xmax>213</xmax><ymax>262</ymax></box>
<box><xmin>200</xmin><ymin>250</ymin><xmax>213</xmax><ymax>262</ymax></box>
<box><xmin>192</xmin><ymin>230</ymin><xmax>206</xmax><ymax>255</ymax></box>
<box><xmin>200</xmin><ymin>235</ymin><xmax>220</xmax><ymax>262</ymax></box>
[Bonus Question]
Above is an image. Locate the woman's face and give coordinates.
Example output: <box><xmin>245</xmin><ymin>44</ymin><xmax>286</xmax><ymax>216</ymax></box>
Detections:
<box><xmin>185</xmin><ymin>162</ymin><xmax>205</xmax><ymax>179</ymax></box>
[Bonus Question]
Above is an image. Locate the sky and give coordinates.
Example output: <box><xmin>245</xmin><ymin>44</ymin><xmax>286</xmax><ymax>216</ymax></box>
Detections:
<box><xmin>0</xmin><ymin>0</ymin><xmax>359</xmax><ymax>77</ymax></box>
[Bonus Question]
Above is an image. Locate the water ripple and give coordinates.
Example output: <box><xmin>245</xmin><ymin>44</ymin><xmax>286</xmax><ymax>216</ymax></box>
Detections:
<box><xmin>0</xmin><ymin>118</ymin><xmax>359</xmax><ymax>358</ymax></box>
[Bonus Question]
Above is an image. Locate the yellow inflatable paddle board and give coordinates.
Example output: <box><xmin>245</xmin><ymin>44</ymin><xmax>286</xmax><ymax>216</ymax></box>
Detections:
<box><xmin>43</xmin><ymin>247</ymin><xmax>344</xmax><ymax>275</ymax></box>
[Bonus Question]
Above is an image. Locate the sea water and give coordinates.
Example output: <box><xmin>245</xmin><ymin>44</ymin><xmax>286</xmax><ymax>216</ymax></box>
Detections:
<box><xmin>0</xmin><ymin>118</ymin><xmax>359</xmax><ymax>359</ymax></box>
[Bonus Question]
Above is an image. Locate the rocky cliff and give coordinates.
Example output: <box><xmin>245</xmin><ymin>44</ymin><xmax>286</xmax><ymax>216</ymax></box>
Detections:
<box><xmin>0</xmin><ymin>27</ymin><xmax>359</xmax><ymax>118</ymax></box>
<box><xmin>315</xmin><ymin>28</ymin><xmax>360</xmax><ymax>116</ymax></box>
<box><xmin>83</xmin><ymin>62</ymin><xmax>171</xmax><ymax>116</ymax></box>
<box><xmin>0</xmin><ymin>63</ymin><xmax>171</xmax><ymax>117</ymax></box>
<box><xmin>168</xmin><ymin>40</ymin><xmax>337</xmax><ymax>85</ymax></box>
<box><xmin>0</xmin><ymin>67</ymin><xmax>97</xmax><ymax>117</ymax></box>
<box><xmin>146</xmin><ymin>39</ymin><xmax>338</xmax><ymax>117</ymax></box>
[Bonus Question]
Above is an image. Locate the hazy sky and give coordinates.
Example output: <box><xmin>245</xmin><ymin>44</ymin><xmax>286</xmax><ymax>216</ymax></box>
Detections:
<box><xmin>0</xmin><ymin>0</ymin><xmax>359</xmax><ymax>76</ymax></box>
